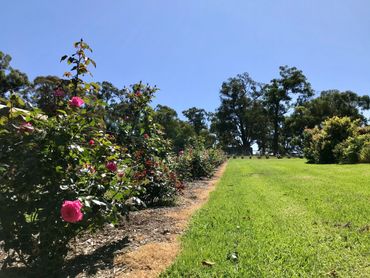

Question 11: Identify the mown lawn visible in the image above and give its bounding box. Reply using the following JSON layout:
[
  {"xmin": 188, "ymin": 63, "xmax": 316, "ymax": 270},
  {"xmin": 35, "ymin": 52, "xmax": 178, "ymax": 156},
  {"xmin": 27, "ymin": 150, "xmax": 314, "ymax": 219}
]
[{"xmin": 161, "ymin": 159, "xmax": 370, "ymax": 277}]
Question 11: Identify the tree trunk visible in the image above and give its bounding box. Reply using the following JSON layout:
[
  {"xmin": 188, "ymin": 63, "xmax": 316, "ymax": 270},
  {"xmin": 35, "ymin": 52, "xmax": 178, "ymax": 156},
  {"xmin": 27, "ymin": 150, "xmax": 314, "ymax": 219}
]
[{"xmin": 272, "ymin": 103, "xmax": 279, "ymax": 155}]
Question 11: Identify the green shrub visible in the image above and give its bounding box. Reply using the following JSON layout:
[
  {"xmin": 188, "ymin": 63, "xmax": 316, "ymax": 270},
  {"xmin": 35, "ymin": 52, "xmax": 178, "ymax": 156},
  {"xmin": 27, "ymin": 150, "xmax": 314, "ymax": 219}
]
[
  {"xmin": 303, "ymin": 116, "xmax": 359, "ymax": 164},
  {"xmin": 334, "ymin": 136, "xmax": 362, "ymax": 164},
  {"xmin": 174, "ymin": 139, "xmax": 225, "ymax": 181},
  {"xmin": 360, "ymin": 141, "xmax": 370, "ymax": 163}
]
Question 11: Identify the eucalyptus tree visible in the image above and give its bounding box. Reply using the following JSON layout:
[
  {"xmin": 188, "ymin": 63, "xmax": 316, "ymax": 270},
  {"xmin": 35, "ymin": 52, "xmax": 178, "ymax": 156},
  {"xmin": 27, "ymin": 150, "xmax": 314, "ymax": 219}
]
[
  {"xmin": 212, "ymin": 73, "xmax": 262, "ymax": 154},
  {"xmin": 182, "ymin": 107, "xmax": 209, "ymax": 135},
  {"xmin": 0, "ymin": 51, "xmax": 29, "ymax": 98},
  {"xmin": 262, "ymin": 66, "xmax": 313, "ymax": 154}
]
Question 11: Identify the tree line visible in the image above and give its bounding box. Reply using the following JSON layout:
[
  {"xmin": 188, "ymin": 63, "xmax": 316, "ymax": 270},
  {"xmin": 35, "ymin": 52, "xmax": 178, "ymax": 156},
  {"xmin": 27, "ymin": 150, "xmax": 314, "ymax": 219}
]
[
  {"xmin": 1, "ymin": 50, "xmax": 369, "ymax": 156},
  {"xmin": 211, "ymin": 67, "xmax": 370, "ymax": 155},
  {"xmin": 0, "ymin": 50, "xmax": 216, "ymax": 152}
]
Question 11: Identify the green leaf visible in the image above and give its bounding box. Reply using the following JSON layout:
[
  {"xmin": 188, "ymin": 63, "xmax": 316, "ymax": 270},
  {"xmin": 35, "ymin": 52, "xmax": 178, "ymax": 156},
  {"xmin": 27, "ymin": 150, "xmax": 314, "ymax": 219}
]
[
  {"xmin": 16, "ymin": 96, "xmax": 25, "ymax": 107},
  {"xmin": 55, "ymin": 166, "xmax": 63, "ymax": 173},
  {"xmin": 92, "ymin": 199, "xmax": 106, "ymax": 206},
  {"xmin": 57, "ymin": 109, "xmax": 67, "ymax": 115},
  {"xmin": 90, "ymin": 59, "xmax": 96, "ymax": 68},
  {"xmin": 91, "ymin": 82, "xmax": 100, "ymax": 90}
]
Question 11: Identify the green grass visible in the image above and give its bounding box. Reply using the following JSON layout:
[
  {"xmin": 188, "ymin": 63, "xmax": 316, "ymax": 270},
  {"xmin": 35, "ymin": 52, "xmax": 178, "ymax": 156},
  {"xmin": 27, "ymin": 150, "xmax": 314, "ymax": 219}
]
[{"xmin": 162, "ymin": 159, "xmax": 370, "ymax": 277}]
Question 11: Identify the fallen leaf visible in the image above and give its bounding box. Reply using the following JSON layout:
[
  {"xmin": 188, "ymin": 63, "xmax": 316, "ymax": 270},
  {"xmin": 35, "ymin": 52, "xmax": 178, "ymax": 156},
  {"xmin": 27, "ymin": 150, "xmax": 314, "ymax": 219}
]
[{"xmin": 202, "ymin": 260, "xmax": 215, "ymax": 267}]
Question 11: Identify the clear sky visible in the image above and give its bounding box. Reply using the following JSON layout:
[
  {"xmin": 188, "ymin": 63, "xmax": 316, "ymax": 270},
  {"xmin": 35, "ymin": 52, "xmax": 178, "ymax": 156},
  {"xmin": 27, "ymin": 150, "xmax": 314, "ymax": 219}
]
[{"xmin": 2, "ymin": 0, "xmax": 370, "ymax": 117}]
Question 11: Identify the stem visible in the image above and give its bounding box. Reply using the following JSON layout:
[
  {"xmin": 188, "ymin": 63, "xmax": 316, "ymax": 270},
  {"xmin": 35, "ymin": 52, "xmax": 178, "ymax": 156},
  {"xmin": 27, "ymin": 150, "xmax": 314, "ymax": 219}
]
[
  {"xmin": 73, "ymin": 44, "xmax": 83, "ymax": 97},
  {"xmin": 74, "ymin": 236, "xmax": 77, "ymax": 256},
  {"xmin": 14, "ymin": 249, "xmax": 30, "ymax": 268}
]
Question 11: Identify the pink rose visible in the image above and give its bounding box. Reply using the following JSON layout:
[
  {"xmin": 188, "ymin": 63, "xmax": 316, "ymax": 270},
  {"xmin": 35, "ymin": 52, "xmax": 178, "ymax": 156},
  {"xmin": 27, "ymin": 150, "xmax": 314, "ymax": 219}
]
[
  {"xmin": 69, "ymin": 96, "xmax": 84, "ymax": 107},
  {"xmin": 179, "ymin": 150, "xmax": 184, "ymax": 156},
  {"xmin": 61, "ymin": 200, "xmax": 83, "ymax": 223},
  {"xmin": 143, "ymin": 133, "xmax": 149, "ymax": 139},
  {"xmin": 106, "ymin": 161, "xmax": 117, "ymax": 172},
  {"xmin": 20, "ymin": 122, "xmax": 34, "ymax": 133},
  {"xmin": 88, "ymin": 139, "xmax": 95, "ymax": 146}
]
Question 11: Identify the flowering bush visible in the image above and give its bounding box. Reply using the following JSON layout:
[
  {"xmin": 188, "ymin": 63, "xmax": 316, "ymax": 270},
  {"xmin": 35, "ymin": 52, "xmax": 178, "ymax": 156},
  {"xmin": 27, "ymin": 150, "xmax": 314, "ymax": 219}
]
[
  {"xmin": 0, "ymin": 40, "xmax": 136, "ymax": 274},
  {"xmin": 303, "ymin": 116, "xmax": 370, "ymax": 164},
  {"xmin": 106, "ymin": 82, "xmax": 182, "ymax": 205},
  {"xmin": 174, "ymin": 138, "xmax": 225, "ymax": 181},
  {"xmin": 0, "ymin": 39, "xmax": 227, "ymax": 275}
]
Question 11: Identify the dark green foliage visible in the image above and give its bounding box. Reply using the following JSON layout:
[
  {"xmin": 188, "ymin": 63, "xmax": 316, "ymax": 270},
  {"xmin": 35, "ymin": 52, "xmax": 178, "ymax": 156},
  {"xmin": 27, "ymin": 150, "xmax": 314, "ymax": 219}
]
[
  {"xmin": 153, "ymin": 104, "xmax": 196, "ymax": 152},
  {"xmin": 0, "ymin": 51, "xmax": 30, "ymax": 98},
  {"xmin": 262, "ymin": 66, "xmax": 313, "ymax": 155},
  {"xmin": 174, "ymin": 138, "xmax": 225, "ymax": 181},
  {"xmin": 286, "ymin": 90, "xmax": 369, "ymax": 151},
  {"xmin": 182, "ymin": 107, "xmax": 208, "ymax": 135},
  {"xmin": 30, "ymin": 75, "xmax": 71, "ymax": 116},
  {"xmin": 211, "ymin": 73, "xmax": 261, "ymax": 154}
]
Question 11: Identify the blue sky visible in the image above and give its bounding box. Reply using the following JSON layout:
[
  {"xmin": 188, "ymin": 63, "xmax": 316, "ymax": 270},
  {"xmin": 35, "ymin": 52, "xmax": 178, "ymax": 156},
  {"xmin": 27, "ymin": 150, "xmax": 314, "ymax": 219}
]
[{"xmin": 2, "ymin": 0, "xmax": 370, "ymax": 118}]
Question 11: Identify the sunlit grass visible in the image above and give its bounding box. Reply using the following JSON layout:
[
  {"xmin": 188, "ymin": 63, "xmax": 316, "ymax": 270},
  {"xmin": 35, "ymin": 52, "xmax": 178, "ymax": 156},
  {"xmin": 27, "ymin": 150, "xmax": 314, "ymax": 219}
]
[{"xmin": 162, "ymin": 159, "xmax": 370, "ymax": 277}]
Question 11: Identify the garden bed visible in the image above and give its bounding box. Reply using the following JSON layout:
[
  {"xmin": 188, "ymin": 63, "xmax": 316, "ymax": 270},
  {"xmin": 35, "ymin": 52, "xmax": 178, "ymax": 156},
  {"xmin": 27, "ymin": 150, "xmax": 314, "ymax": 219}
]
[{"xmin": 0, "ymin": 162, "xmax": 227, "ymax": 278}]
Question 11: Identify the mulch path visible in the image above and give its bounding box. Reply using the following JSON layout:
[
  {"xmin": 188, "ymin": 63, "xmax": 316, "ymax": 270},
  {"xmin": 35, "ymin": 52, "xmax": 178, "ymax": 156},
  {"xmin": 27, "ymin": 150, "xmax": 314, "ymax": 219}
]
[{"xmin": 0, "ymin": 163, "xmax": 227, "ymax": 278}]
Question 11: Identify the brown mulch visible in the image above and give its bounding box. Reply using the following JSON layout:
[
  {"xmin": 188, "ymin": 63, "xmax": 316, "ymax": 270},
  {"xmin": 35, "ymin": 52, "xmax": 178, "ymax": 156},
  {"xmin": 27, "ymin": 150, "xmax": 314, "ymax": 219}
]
[{"xmin": 0, "ymin": 162, "xmax": 227, "ymax": 278}]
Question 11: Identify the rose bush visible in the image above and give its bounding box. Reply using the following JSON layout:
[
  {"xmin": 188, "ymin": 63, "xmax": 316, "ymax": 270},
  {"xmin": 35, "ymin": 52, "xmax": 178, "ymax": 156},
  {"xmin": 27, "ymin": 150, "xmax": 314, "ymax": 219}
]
[
  {"xmin": 106, "ymin": 82, "xmax": 182, "ymax": 205},
  {"xmin": 174, "ymin": 137, "xmax": 225, "ymax": 181},
  {"xmin": 0, "ymin": 40, "xmax": 137, "ymax": 275},
  {"xmin": 0, "ymin": 39, "xmax": 226, "ymax": 276}
]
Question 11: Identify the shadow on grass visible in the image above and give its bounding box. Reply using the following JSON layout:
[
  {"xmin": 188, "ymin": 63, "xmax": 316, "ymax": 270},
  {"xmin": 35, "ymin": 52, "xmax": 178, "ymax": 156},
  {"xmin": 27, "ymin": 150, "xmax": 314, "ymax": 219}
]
[{"xmin": 0, "ymin": 236, "xmax": 129, "ymax": 278}]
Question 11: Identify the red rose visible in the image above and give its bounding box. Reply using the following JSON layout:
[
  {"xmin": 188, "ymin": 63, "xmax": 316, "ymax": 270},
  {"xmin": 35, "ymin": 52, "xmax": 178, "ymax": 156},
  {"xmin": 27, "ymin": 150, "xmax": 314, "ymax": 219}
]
[{"xmin": 106, "ymin": 161, "xmax": 117, "ymax": 172}]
